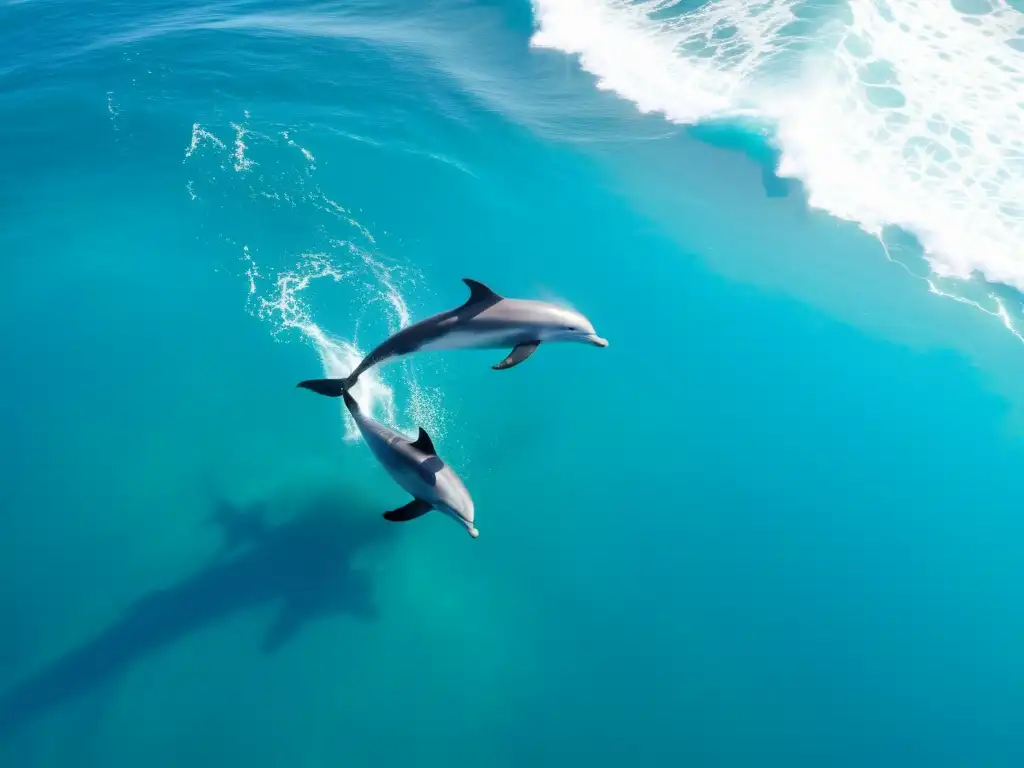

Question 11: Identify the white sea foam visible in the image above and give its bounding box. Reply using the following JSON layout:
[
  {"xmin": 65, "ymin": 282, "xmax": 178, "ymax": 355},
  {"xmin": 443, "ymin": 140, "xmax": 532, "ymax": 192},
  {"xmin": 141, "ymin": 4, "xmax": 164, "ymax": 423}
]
[
  {"xmin": 531, "ymin": 0, "xmax": 1024, "ymax": 304},
  {"xmin": 184, "ymin": 122, "xmax": 226, "ymax": 160},
  {"xmin": 243, "ymin": 247, "xmax": 397, "ymax": 442},
  {"xmin": 281, "ymin": 131, "xmax": 317, "ymax": 168},
  {"xmin": 181, "ymin": 113, "xmax": 446, "ymax": 442},
  {"xmin": 184, "ymin": 115, "xmax": 275, "ymax": 177},
  {"xmin": 106, "ymin": 91, "xmax": 119, "ymax": 130},
  {"xmin": 230, "ymin": 120, "xmax": 256, "ymax": 172},
  {"xmin": 320, "ymin": 197, "xmax": 377, "ymax": 245},
  {"xmin": 229, "ymin": 188, "xmax": 444, "ymax": 445},
  {"xmin": 250, "ymin": 247, "xmax": 445, "ymax": 444}
]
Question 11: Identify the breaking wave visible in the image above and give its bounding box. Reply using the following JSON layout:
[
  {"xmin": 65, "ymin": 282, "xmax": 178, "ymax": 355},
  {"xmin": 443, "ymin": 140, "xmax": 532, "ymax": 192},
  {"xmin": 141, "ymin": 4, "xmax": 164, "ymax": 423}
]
[{"xmin": 531, "ymin": 0, "xmax": 1024, "ymax": 323}]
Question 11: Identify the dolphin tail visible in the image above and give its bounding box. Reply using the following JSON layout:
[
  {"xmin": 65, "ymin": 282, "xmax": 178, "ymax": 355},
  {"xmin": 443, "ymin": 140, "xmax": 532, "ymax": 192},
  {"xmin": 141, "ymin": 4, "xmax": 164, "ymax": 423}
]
[{"xmin": 296, "ymin": 376, "xmax": 354, "ymax": 397}]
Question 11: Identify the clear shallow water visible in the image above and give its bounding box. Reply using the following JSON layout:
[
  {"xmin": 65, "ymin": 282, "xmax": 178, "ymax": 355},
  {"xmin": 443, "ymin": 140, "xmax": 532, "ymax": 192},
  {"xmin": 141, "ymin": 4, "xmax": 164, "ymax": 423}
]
[{"xmin": 2, "ymin": 0, "xmax": 1024, "ymax": 765}]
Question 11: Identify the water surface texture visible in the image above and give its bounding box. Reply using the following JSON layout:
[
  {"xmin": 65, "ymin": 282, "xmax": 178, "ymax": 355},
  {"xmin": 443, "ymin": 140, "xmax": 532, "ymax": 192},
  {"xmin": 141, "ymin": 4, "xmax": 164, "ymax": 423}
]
[{"xmin": 3, "ymin": 1, "xmax": 1024, "ymax": 766}]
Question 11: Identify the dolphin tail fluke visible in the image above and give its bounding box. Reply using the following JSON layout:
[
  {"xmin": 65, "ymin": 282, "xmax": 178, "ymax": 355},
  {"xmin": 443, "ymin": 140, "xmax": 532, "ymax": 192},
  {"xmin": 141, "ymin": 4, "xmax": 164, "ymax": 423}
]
[{"xmin": 296, "ymin": 377, "xmax": 352, "ymax": 397}]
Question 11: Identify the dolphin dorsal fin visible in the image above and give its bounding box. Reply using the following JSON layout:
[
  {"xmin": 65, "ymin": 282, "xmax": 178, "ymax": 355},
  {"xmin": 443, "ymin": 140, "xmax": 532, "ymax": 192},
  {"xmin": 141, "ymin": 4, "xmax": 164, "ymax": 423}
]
[
  {"xmin": 410, "ymin": 427, "xmax": 437, "ymax": 455},
  {"xmin": 462, "ymin": 278, "xmax": 502, "ymax": 306}
]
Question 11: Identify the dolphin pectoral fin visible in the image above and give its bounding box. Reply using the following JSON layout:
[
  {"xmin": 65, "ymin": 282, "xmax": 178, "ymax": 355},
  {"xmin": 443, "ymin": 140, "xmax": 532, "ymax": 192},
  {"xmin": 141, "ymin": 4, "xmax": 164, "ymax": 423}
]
[
  {"xmin": 383, "ymin": 499, "xmax": 432, "ymax": 523},
  {"xmin": 493, "ymin": 341, "xmax": 540, "ymax": 370},
  {"xmin": 421, "ymin": 456, "xmax": 444, "ymax": 474},
  {"xmin": 462, "ymin": 278, "xmax": 503, "ymax": 305},
  {"xmin": 296, "ymin": 378, "xmax": 350, "ymax": 397}
]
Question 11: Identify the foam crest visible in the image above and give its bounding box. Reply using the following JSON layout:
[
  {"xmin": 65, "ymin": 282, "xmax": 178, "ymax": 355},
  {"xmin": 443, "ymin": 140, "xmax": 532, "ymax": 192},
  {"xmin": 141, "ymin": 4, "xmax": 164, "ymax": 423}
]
[
  {"xmin": 774, "ymin": 1, "xmax": 1024, "ymax": 286},
  {"xmin": 531, "ymin": 0, "xmax": 1024, "ymax": 317}
]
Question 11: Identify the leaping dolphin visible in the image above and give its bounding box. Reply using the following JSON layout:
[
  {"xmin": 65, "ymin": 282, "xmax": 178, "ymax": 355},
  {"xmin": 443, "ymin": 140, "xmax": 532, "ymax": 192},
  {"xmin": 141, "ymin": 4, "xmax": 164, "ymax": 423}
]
[
  {"xmin": 324, "ymin": 388, "xmax": 478, "ymax": 538},
  {"xmin": 296, "ymin": 278, "xmax": 608, "ymax": 397}
]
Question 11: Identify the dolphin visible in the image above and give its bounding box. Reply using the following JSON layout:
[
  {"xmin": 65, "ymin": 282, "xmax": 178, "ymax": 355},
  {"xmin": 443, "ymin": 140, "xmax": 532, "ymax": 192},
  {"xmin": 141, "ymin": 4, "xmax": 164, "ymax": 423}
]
[
  {"xmin": 326, "ymin": 388, "xmax": 478, "ymax": 538},
  {"xmin": 296, "ymin": 278, "xmax": 608, "ymax": 397}
]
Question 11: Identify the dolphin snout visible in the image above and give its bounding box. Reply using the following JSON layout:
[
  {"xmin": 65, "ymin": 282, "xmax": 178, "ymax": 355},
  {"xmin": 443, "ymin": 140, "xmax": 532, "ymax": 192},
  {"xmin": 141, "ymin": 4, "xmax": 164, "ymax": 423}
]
[{"xmin": 587, "ymin": 334, "xmax": 609, "ymax": 348}]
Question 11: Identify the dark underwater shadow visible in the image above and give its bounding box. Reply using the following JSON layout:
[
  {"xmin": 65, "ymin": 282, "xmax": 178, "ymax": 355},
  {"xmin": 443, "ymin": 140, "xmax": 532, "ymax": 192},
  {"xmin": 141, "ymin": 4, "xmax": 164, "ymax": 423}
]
[{"xmin": 0, "ymin": 485, "xmax": 394, "ymax": 738}]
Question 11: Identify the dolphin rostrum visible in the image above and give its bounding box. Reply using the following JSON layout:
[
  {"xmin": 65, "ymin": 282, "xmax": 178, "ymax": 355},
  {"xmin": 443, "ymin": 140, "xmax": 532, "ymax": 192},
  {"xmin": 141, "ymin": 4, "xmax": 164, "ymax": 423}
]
[
  {"xmin": 325, "ymin": 388, "xmax": 478, "ymax": 538},
  {"xmin": 297, "ymin": 278, "xmax": 608, "ymax": 397}
]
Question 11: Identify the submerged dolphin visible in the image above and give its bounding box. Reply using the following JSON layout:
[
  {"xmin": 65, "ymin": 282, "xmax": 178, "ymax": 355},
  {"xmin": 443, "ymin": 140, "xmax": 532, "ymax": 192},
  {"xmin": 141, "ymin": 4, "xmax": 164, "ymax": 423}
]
[
  {"xmin": 297, "ymin": 278, "xmax": 608, "ymax": 397},
  {"xmin": 326, "ymin": 388, "xmax": 478, "ymax": 538}
]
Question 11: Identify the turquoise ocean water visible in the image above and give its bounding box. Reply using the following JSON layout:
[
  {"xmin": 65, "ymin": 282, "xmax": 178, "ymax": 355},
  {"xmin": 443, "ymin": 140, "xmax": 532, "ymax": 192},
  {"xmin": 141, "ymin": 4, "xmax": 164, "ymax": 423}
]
[{"xmin": 3, "ymin": 0, "xmax": 1024, "ymax": 765}]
